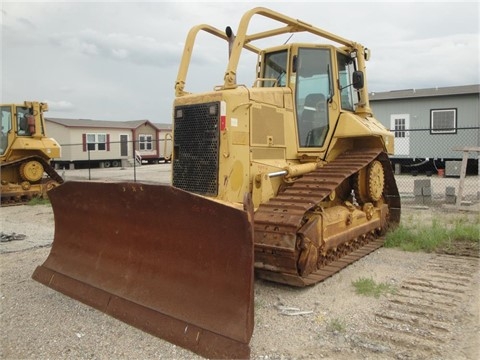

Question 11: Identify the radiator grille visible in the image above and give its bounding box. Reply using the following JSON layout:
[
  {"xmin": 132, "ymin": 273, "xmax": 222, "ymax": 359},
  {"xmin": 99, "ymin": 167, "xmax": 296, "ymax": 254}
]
[{"xmin": 172, "ymin": 102, "xmax": 219, "ymax": 196}]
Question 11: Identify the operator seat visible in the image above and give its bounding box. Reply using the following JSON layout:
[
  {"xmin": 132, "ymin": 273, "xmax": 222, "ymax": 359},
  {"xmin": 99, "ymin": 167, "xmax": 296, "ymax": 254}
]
[
  {"xmin": 300, "ymin": 93, "xmax": 325, "ymax": 146},
  {"xmin": 18, "ymin": 116, "xmax": 28, "ymax": 135}
]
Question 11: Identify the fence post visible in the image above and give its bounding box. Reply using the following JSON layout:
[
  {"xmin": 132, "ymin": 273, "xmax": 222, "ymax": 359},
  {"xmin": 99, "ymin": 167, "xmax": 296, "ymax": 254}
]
[
  {"xmin": 88, "ymin": 147, "xmax": 91, "ymax": 180},
  {"xmin": 133, "ymin": 141, "xmax": 137, "ymax": 182},
  {"xmin": 454, "ymin": 147, "xmax": 480, "ymax": 208}
]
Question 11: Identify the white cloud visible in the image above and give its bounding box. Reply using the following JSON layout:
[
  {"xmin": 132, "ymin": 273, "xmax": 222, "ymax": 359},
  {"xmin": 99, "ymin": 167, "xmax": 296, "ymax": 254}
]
[
  {"xmin": 369, "ymin": 33, "xmax": 479, "ymax": 91},
  {"xmin": 45, "ymin": 100, "xmax": 75, "ymax": 112},
  {"xmin": 49, "ymin": 28, "xmax": 190, "ymax": 68},
  {"xmin": 2, "ymin": 1, "xmax": 479, "ymax": 121}
]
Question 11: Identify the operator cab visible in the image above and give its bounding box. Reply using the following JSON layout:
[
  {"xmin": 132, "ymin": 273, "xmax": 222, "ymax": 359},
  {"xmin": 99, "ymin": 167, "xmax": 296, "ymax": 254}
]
[{"xmin": 260, "ymin": 45, "xmax": 361, "ymax": 149}]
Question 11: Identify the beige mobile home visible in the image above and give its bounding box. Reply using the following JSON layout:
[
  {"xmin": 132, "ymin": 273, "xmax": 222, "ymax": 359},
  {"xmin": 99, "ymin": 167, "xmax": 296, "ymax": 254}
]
[{"xmin": 46, "ymin": 118, "xmax": 171, "ymax": 169}]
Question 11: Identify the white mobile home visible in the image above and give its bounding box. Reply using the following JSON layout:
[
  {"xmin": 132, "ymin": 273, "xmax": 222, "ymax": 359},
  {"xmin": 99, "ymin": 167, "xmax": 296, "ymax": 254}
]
[{"xmin": 46, "ymin": 118, "xmax": 172, "ymax": 169}]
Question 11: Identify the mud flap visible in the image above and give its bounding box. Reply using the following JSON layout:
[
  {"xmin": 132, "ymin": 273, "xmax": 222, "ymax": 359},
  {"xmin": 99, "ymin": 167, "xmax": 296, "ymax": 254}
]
[{"xmin": 32, "ymin": 181, "xmax": 254, "ymax": 359}]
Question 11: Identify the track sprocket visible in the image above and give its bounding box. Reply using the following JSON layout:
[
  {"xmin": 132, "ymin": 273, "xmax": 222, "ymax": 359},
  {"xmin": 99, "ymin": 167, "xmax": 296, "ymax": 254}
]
[{"xmin": 354, "ymin": 160, "xmax": 385, "ymax": 203}]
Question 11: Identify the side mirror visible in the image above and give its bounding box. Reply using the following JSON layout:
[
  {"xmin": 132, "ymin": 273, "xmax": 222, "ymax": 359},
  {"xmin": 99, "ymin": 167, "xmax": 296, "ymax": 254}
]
[
  {"xmin": 352, "ymin": 71, "xmax": 364, "ymax": 89},
  {"xmin": 364, "ymin": 48, "xmax": 371, "ymax": 61},
  {"xmin": 292, "ymin": 55, "xmax": 297, "ymax": 73}
]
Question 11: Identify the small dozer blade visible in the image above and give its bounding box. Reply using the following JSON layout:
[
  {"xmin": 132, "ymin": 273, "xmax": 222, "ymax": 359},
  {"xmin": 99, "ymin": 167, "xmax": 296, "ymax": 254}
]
[{"xmin": 32, "ymin": 181, "xmax": 254, "ymax": 359}]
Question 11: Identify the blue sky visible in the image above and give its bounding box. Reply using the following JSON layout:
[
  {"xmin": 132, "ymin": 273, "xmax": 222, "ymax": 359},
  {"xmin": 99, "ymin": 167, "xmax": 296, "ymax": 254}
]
[{"xmin": 2, "ymin": 1, "xmax": 479, "ymax": 123}]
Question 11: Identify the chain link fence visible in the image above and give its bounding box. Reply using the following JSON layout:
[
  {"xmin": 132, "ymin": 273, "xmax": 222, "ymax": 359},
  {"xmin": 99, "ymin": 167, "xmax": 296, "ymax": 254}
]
[
  {"xmin": 54, "ymin": 138, "xmax": 172, "ymax": 167},
  {"xmin": 51, "ymin": 129, "xmax": 479, "ymax": 208},
  {"xmin": 389, "ymin": 127, "xmax": 479, "ymax": 208},
  {"xmin": 51, "ymin": 139, "xmax": 172, "ymax": 184}
]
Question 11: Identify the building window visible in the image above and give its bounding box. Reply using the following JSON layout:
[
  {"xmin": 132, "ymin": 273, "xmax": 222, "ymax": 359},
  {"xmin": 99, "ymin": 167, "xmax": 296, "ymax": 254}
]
[
  {"xmin": 139, "ymin": 134, "xmax": 153, "ymax": 150},
  {"xmin": 86, "ymin": 134, "xmax": 96, "ymax": 151},
  {"xmin": 85, "ymin": 133, "xmax": 107, "ymax": 151},
  {"xmin": 97, "ymin": 134, "xmax": 106, "ymax": 150},
  {"xmin": 430, "ymin": 108, "xmax": 457, "ymax": 134},
  {"xmin": 394, "ymin": 117, "xmax": 406, "ymax": 138}
]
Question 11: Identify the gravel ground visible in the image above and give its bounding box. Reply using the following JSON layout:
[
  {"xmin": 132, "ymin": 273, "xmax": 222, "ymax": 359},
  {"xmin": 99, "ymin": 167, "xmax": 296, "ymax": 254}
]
[{"xmin": 1, "ymin": 172, "xmax": 479, "ymax": 359}]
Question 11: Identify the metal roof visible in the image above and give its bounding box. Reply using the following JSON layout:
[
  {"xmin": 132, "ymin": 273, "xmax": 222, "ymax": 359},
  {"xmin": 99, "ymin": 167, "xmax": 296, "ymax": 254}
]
[
  {"xmin": 369, "ymin": 84, "xmax": 480, "ymax": 101},
  {"xmin": 46, "ymin": 117, "xmax": 171, "ymax": 130}
]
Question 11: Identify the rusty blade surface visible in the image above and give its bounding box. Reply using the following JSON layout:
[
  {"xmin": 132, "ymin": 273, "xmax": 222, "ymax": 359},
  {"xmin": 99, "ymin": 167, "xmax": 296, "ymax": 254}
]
[{"xmin": 32, "ymin": 181, "xmax": 254, "ymax": 359}]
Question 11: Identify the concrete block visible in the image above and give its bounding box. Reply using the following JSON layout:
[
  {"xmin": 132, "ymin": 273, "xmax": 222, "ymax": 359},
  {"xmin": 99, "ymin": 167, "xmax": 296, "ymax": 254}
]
[
  {"xmin": 414, "ymin": 179, "xmax": 431, "ymax": 189},
  {"xmin": 414, "ymin": 187, "xmax": 423, "ymax": 196},
  {"xmin": 446, "ymin": 186, "xmax": 456, "ymax": 196},
  {"xmin": 445, "ymin": 195, "xmax": 456, "ymax": 204}
]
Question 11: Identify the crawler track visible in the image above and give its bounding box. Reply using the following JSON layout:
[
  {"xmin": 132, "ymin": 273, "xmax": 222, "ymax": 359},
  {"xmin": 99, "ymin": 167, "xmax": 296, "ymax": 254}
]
[
  {"xmin": 1, "ymin": 156, "xmax": 64, "ymax": 206},
  {"xmin": 254, "ymin": 148, "xmax": 401, "ymax": 286}
]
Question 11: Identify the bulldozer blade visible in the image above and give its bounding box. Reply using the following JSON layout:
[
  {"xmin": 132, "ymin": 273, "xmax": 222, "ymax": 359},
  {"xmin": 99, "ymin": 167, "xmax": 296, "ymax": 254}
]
[{"xmin": 32, "ymin": 181, "xmax": 254, "ymax": 359}]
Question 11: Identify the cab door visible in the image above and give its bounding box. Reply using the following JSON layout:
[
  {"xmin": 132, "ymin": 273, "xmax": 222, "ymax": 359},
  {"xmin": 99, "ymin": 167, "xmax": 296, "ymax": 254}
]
[{"xmin": 294, "ymin": 47, "xmax": 332, "ymax": 148}]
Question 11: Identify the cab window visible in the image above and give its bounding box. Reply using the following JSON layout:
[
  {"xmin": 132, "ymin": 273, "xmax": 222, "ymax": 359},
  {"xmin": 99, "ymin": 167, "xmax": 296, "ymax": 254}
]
[
  {"xmin": 337, "ymin": 52, "xmax": 356, "ymax": 111},
  {"xmin": 17, "ymin": 107, "xmax": 32, "ymax": 136},
  {"xmin": 262, "ymin": 50, "xmax": 288, "ymax": 87},
  {"xmin": 1, "ymin": 106, "xmax": 12, "ymax": 155},
  {"xmin": 295, "ymin": 48, "xmax": 331, "ymax": 147}
]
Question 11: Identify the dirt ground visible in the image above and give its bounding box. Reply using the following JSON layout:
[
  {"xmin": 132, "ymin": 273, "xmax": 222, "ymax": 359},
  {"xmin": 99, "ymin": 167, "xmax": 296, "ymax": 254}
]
[{"xmin": 0, "ymin": 194, "xmax": 479, "ymax": 359}]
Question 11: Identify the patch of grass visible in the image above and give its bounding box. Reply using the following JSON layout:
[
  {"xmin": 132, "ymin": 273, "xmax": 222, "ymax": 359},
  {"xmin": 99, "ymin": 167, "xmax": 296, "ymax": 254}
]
[
  {"xmin": 449, "ymin": 220, "xmax": 480, "ymax": 242},
  {"xmin": 327, "ymin": 318, "xmax": 346, "ymax": 333},
  {"xmin": 27, "ymin": 197, "xmax": 51, "ymax": 206},
  {"xmin": 352, "ymin": 277, "xmax": 396, "ymax": 298},
  {"xmin": 385, "ymin": 218, "xmax": 480, "ymax": 252}
]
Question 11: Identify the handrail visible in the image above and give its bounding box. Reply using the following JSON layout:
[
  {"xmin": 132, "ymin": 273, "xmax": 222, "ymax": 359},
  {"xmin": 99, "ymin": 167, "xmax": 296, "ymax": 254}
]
[
  {"xmin": 174, "ymin": 7, "xmax": 368, "ymax": 98},
  {"xmin": 134, "ymin": 150, "xmax": 142, "ymax": 165},
  {"xmin": 225, "ymin": 7, "xmax": 358, "ymax": 92}
]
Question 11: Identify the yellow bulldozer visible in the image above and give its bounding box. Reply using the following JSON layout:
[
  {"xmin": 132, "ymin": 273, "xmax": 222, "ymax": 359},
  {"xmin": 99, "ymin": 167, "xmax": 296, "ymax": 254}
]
[
  {"xmin": 33, "ymin": 8, "xmax": 400, "ymax": 359},
  {"xmin": 1, "ymin": 101, "xmax": 63, "ymax": 205}
]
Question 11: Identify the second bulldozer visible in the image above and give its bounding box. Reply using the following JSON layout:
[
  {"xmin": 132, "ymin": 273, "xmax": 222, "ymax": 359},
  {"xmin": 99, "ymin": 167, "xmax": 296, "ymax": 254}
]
[
  {"xmin": 1, "ymin": 101, "xmax": 63, "ymax": 205},
  {"xmin": 33, "ymin": 7, "xmax": 400, "ymax": 359}
]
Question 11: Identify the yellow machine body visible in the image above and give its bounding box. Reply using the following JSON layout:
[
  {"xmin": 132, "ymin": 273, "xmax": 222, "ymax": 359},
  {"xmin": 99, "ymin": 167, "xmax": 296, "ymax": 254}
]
[{"xmin": 1, "ymin": 101, "xmax": 63, "ymax": 204}]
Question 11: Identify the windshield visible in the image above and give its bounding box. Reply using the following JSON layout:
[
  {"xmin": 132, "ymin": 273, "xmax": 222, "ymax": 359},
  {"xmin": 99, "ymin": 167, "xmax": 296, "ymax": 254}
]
[
  {"xmin": 1, "ymin": 106, "xmax": 12, "ymax": 155},
  {"xmin": 295, "ymin": 48, "xmax": 331, "ymax": 147}
]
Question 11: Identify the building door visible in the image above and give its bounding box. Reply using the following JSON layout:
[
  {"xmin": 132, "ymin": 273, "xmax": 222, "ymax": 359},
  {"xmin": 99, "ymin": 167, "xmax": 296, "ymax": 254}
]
[
  {"xmin": 390, "ymin": 114, "xmax": 410, "ymax": 156},
  {"xmin": 120, "ymin": 134, "xmax": 128, "ymax": 156}
]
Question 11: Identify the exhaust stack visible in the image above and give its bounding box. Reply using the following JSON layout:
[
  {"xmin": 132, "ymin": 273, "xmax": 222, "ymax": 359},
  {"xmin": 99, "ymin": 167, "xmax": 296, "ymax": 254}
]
[{"xmin": 226, "ymin": 26, "xmax": 235, "ymax": 59}]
